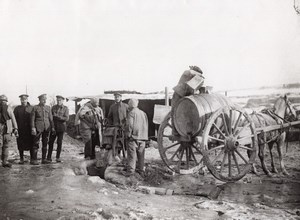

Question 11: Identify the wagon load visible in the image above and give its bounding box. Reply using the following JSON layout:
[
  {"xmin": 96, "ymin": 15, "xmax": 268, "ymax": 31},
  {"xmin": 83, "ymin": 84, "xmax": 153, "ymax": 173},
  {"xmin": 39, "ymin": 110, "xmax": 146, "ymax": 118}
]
[
  {"xmin": 158, "ymin": 92, "xmax": 300, "ymax": 182},
  {"xmin": 158, "ymin": 93, "xmax": 258, "ymax": 182},
  {"xmin": 173, "ymin": 94, "xmax": 233, "ymax": 137}
]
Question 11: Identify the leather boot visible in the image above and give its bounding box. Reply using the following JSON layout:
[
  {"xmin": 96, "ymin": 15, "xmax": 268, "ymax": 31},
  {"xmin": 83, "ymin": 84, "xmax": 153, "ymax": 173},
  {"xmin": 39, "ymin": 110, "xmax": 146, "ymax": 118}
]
[{"xmin": 30, "ymin": 149, "xmax": 39, "ymax": 165}]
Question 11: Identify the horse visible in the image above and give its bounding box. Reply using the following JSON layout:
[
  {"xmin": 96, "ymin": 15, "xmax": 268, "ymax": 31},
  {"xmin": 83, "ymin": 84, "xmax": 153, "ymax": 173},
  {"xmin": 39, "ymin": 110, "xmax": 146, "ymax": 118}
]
[{"xmin": 247, "ymin": 95, "xmax": 297, "ymax": 177}]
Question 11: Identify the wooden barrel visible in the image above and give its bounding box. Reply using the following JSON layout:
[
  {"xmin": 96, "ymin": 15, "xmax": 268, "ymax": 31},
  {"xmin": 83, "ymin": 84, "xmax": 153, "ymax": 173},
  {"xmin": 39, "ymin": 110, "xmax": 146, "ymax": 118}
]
[{"xmin": 173, "ymin": 93, "xmax": 233, "ymax": 137}]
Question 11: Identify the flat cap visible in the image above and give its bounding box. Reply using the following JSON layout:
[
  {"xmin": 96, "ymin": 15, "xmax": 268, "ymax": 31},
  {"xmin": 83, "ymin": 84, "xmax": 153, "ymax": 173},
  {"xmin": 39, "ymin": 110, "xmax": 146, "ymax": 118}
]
[
  {"xmin": 19, "ymin": 94, "xmax": 29, "ymax": 98},
  {"xmin": 38, "ymin": 94, "xmax": 47, "ymax": 99},
  {"xmin": 189, "ymin": 65, "xmax": 203, "ymax": 74},
  {"xmin": 56, "ymin": 95, "xmax": 65, "ymax": 100},
  {"xmin": 114, "ymin": 92, "xmax": 122, "ymax": 97},
  {"xmin": 0, "ymin": 95, "xmax": 8, "ymax": 101}
]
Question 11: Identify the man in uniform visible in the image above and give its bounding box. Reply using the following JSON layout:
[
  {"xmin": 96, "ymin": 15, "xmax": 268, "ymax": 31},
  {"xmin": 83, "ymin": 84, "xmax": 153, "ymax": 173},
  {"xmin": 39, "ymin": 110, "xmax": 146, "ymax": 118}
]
[
  {"xmin": 107, "ymin": 93, "xmax": 129, "ymax": 127},
  {"xmin": 31, "ymin": 94, "xmax": 54, "ymax": 165},
  {"xmin": 123, "ymin": 99, "xmax": 148, "ymax": 177},
  {"xmin": 106, "ymin": 93, "xmax": 129, "ymax": 159},
  {"xmin": 171, "ymin": 65, "xmax": 205, "ymax": 137},
  {"xmin": 76, "ymin": 98, "xmax": 103, "ymax": 159},
  {"xmin": 14, "ymin": 94, "xmax": 34, "ymax": 164},
  {"xmin": 0, "ymin": 95, "xmax": 18, "ymax": 167},
  {"xmin": 47, "ymin": 95, "xmax": 69, "ymax": 163}
]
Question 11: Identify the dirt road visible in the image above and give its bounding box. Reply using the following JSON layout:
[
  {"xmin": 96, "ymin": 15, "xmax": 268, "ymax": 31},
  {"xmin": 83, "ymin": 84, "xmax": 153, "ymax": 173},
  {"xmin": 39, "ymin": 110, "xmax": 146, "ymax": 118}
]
[{"xmin": 0, "ymin": 135, "xmax": 300, "ymax": 220}]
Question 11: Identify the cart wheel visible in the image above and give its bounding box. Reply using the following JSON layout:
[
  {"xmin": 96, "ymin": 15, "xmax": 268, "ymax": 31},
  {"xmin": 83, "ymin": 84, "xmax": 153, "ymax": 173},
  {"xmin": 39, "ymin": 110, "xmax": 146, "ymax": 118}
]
[
  {"xmin": 201, "ymin": 105, "xmax": 257, "ymax": 182},
  {"xmin": 158, "ymin": 112, "xmax": 204, "ymax": 174}
]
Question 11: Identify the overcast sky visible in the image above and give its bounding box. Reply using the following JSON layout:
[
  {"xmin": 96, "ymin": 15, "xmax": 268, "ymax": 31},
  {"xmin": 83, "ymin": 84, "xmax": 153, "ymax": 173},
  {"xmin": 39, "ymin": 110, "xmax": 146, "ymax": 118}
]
[{"xmin": 1, "ymin": 0, "xmax": 300, "ymax": 104}]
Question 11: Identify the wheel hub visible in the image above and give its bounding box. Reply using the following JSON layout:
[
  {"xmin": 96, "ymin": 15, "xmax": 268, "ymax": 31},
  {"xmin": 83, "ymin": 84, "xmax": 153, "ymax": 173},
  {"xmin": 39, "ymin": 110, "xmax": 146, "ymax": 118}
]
[{"xmin": 225, "ymin": 135, "xmax": 239, "ymax": 151}]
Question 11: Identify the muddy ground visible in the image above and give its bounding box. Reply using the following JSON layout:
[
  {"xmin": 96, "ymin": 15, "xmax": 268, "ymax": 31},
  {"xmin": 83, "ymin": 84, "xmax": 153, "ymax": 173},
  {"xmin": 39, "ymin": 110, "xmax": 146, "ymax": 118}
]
[{"xmin": 1, "ymin": 134, "xmax": 300, "ymax": 220}]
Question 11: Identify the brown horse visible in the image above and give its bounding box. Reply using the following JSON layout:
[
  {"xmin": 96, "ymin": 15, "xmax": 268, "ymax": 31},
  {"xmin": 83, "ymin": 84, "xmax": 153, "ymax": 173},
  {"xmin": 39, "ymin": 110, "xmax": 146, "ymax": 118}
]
[{"xmin": 247, "ymin": 95, "xmax": 297, "ymax": 177}]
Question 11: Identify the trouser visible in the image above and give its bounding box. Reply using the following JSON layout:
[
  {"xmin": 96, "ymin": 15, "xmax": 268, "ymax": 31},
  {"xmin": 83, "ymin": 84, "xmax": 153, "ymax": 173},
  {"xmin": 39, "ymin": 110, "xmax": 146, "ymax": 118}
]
[
  {"xmin": 47, "ymin": 131, "xmax": 64, "ymax": 159},
  {"xmin": 84, "ymin": 130, "xmax": 99, "ymax": 159},
  {"xmin": 19, "ymin": 150, "xmax": 33, "ymax": 160},
  {"xmin": 33, "ymin": 130, "xmax": 50, "ymax": 160},
  {"xmin": 127, "ymin": 139, "xmax": 145, "ymax": 173},
  {"xmin": 0, "ymin": 124, "xmax": 12, "ymax": 164},
  {"xmin": 171, "ymin": 92, "xmax": 182, "ymax": 136}
]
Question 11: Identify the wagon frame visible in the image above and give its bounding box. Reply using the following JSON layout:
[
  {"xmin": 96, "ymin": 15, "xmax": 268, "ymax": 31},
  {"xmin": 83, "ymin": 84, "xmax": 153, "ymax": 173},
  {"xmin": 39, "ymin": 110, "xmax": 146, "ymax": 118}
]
[{"xmin": 157, "ymin": 97, "xmax": 300, "ymax": 183}]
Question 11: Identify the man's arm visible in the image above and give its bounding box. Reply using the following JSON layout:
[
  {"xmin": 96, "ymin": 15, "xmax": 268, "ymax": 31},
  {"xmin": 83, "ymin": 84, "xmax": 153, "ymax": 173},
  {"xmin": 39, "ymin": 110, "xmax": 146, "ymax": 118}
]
[
  {"xmin": 7, "ymin": 107, "xmax": 18, "ymax": 130},
  {"xmin": 125, "ymin": 111, "xmax": 134, "ymax": 138},
  {"xmin": 48, "ymin": 106, "xmax": 54, "ymax": 130},
  {"xmin": 107, "ymin": 105, "xmax": 113, "ymax": 124}
]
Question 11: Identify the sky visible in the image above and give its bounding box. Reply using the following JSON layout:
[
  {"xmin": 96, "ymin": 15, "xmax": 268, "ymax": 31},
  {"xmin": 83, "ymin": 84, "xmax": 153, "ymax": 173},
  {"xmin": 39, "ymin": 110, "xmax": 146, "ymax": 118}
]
[{"xmin": 0, "ymin": 0, "xmax": 300, "ymax": 105}]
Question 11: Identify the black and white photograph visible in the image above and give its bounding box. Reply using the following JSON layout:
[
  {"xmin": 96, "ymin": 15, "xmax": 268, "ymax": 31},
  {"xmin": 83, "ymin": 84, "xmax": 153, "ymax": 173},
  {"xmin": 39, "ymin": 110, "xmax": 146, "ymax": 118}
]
[{"xmin": 1, "ymin": 0, "xmax": 300, "ymax": 219}]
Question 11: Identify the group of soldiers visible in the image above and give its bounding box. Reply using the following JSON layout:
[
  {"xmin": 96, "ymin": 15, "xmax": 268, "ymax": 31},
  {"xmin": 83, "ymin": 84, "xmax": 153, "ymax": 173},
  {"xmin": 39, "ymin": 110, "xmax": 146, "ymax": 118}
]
[
  {"xmin": 0, "ymin": 65, "xmax": 204, "ymax": 177},
  {"xmin": 75, "ymin": 93, "xmax": 149, "ymax": 176},
  {"xmin": 0, "ymin": 94, "xmax": 69, "ymax": 167}
]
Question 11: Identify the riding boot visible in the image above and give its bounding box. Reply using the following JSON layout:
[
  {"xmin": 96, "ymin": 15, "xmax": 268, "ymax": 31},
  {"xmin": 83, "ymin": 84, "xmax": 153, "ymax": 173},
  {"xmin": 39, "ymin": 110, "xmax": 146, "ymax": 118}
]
[
  {"xmin": 19, "ymin": 150, "xmax": 24, "ymax": 164},
  {"xmin": 30, "ymin": 149, "xmax": 39, "ymax": 165}
]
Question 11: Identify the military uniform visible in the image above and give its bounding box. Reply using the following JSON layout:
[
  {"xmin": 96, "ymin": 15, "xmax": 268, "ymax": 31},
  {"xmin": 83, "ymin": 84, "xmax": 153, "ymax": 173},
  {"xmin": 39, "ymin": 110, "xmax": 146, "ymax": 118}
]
[
  {"xmin": 0, "ymin": 95, "xmax": 18, "ymax": 167},
  {"xmin": 14, "ymin": 99, "xmax": 34, "ymax": 163},
  {"xmin": 31, "ymin": 94, "xmax": 54, "ymax": 164},
  {"xmin": 107, "ymin": 97, "xmax": 129, "ymax": 127},
  {"xmin": 47, "ymin": 96, "xmax": 69, "ymax": 162}
]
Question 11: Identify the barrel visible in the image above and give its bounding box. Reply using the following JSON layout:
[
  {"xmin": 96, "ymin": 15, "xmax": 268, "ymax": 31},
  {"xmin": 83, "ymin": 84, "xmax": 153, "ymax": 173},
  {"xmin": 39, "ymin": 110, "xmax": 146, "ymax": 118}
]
[{"xmin": 173, "ymin": 93, "xmax": 233, "ymax": 137}]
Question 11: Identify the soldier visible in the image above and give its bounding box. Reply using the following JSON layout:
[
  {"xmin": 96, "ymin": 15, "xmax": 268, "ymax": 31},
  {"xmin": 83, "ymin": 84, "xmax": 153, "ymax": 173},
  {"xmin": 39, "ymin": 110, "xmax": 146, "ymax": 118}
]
[
  {"xmin": 107, "ymin": 93, "xmax": 129, "ymax": 159},
  {"xmin": 123, "ymin": 99, "xmax": 148, "ymax": 177},
  {"xmin": 107, "ymin": 93, "xmax": 129, "ymax": 127},
  {"xmin": 171, "ymin": 65, "xmax": 205, "ymax": 137},
  {"xmin": 31, "ymin": 94, "xmax": 54, "ymax": 165},
  {"xmin": 47, "ymin": 95, "xmax": 69, "ymax": 163},
  {"xmin": 0, "ymin": 95, "xmax": 18, "ymax": 168},
  {"xmin": 14, "ymin": 94, "xmax": 34, "ymax": 164},
  {"xmin": 76, "ymin": 98, "xmax": 103, "ymax": 159}
]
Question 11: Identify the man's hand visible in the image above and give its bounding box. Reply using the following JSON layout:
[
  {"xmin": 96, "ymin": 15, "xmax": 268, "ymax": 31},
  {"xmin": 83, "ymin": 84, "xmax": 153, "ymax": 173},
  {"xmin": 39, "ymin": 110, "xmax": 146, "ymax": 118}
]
[
  {"xmin": 13, "ymin": 129, "xmax": 19, "ymax": 137},
  {"xmin": 31, "ymin": 128, "xmax": 37, "ymax": 136},
  {"xmin": 51, "ymin": 128, "xmax": 56, "ymax": 136}
]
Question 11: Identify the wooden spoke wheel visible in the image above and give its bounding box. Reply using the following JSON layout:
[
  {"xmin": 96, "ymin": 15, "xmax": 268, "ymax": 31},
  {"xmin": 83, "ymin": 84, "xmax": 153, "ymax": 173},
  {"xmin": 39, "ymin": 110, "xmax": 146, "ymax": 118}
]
[
  {"xmin": 201, "ymin": 105, "xmax": 257, "ymax": 182},
  {"xmin": 158, "ymin": 112, "xmax": 204, "ymax": 174}
]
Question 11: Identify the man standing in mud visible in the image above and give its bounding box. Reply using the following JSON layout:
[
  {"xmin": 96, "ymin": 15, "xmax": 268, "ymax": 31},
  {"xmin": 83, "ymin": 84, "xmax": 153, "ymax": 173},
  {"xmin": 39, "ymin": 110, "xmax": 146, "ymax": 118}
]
[
  {"xmin": 0, "ymin": 95, "xmax": 18, "ymax": 168},
  {"xmin": 31, "ymin": 94, "xmax": 55, "ymax": 165},
  {"xmin": 171, "ymin": 65, "xmax": 205, "ymax": 137},
  {"xmin": 123, "ymin": 99, "xmax": 148, "ymax": 177},
  {"xmin": 47, "ymin": 95, "xmax": 69, "ymax": 163},
  {"xmin": 107, "ymin": 93, "xmax": 129, "ymax": 159},
  {"xmin": 14, "ymin": 94, "xmax": 34, "ymax": 164},
  {"xmin": 76, "ymin": 98, "xmax": 103, "ymax": 159}
]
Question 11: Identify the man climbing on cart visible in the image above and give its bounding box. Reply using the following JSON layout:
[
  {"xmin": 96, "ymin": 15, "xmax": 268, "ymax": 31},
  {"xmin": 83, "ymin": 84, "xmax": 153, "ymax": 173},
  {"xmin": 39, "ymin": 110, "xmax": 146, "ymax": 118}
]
[{"xmin": 171, "ymin": 65, "xmax": 206, "ymax": 138}]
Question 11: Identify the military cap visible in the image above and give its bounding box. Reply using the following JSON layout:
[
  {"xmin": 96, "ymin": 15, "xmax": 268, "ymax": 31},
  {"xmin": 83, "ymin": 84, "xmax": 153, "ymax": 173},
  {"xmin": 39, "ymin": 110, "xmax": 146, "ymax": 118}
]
[
  {"xmin": 189, "ymin": 65, "xmax": 203, "ymax": 74},
  {"xmin": 0, "ymin": 95, "xmax": 8, "ymax": 101},
  {"xmin": 19, "ymin": 94, "xmax": 29, "ymax": 99},
  {"xmin": 56, "ymin": 95, "xmax": 65, "ymax": 100},
  {"xmin": 114, "ymin": 92, "xmax": 122, "ymax": 97},
  {"xmin": 38, "ymin": 94, "xmax": 47, "ymax": 99}
]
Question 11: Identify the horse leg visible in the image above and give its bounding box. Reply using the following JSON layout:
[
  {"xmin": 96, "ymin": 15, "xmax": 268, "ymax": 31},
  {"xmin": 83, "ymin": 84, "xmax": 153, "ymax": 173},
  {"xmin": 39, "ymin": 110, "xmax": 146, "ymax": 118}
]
[
  {"xmin": 269, "ymin": 142, "xmax": 278, "ymax": 173},
  {"xmin": 247, "ymin": 148, "xmax": 259, "ymax": 175},
  {"xmin": 259, "ymin": 134, "xmax": 272, "ymax": 177},
  {"xmin": 277, "ymin": 132, "xmax": 289, "ymax": 176}
]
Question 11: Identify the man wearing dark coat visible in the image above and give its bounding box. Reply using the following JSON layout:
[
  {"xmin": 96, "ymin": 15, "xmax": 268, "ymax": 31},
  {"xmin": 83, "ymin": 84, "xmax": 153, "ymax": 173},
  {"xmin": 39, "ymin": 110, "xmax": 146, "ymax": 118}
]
[
  {"xmin": 13, "ymin": 94, "xmax": 34, "ymax": 164},
  {"xmin": 31, "ymin": 94, "xmax": 55, "ymax": 165},
  {"xmin": 47, "ymin": 95, "xmax": 69, "ymax": 163},
  {"xmin": 107, "ymin": 93, "xmax": 129, "ymax": 127}
]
